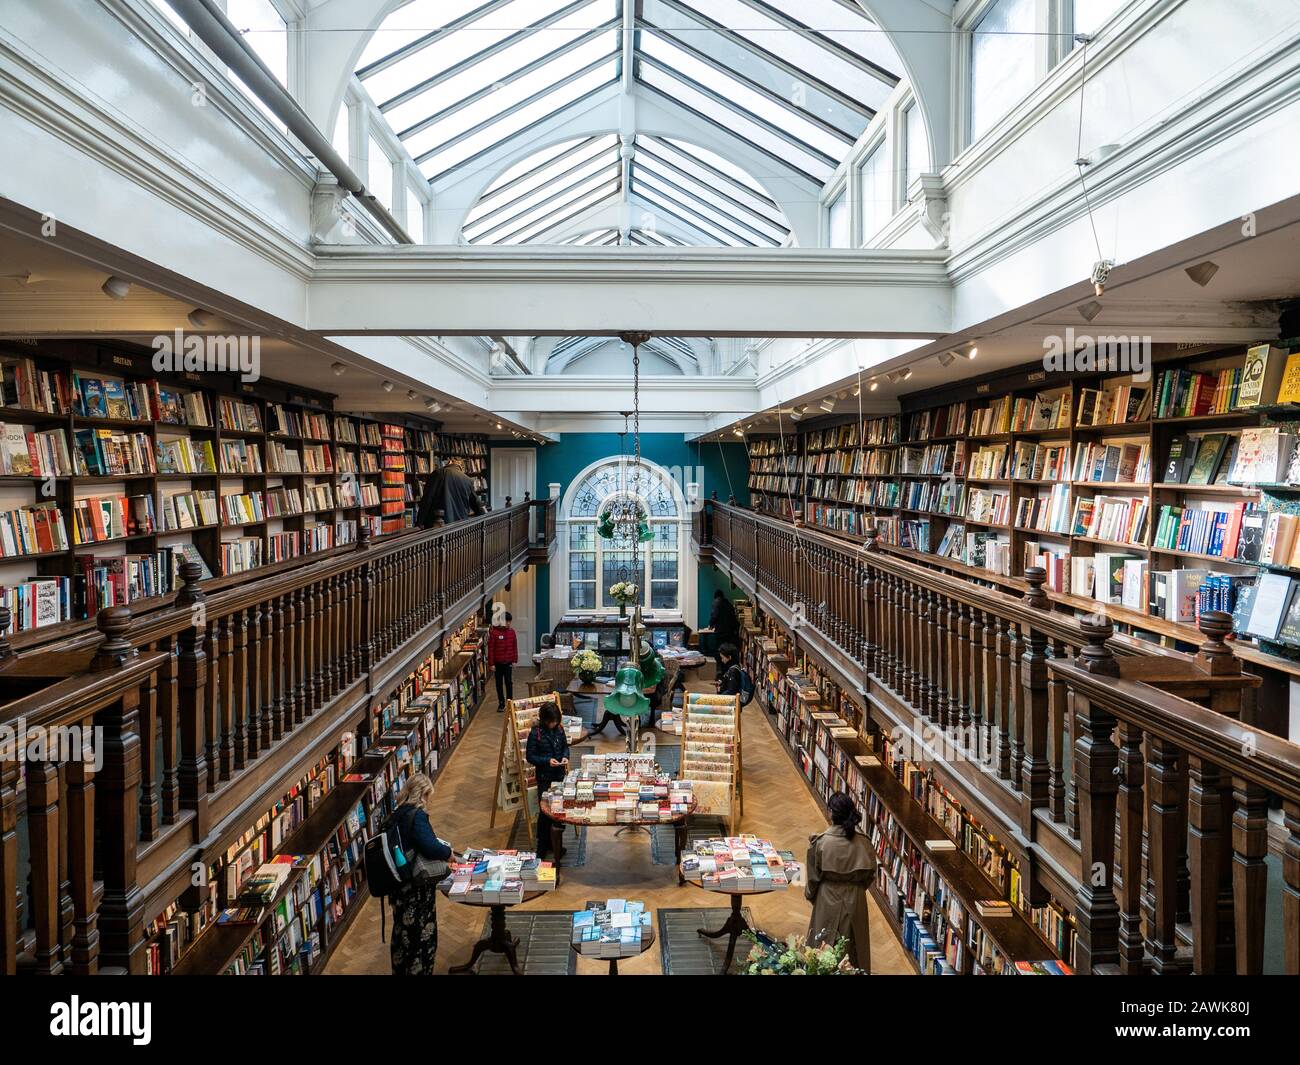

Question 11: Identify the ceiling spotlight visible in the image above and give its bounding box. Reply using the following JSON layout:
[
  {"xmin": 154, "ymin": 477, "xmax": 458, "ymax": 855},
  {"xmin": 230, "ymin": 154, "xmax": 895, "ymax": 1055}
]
[
  {"xmin": 425, "ymin": 399, "xmax": 442, "ymax": 412},
  {"xmin": 819, "ymin": 397, "xmax": 836, "ymax": 413},
  {"xmin": 331, "ymin": 362, "xmax": 346, "ymax": 376},
  {"xmin": 900, "ymin": 367, "xmax": 913, "ymax": 381},
  {"xmin": 187, "ymin": 309, "xmax": 215, "ymax": 329},
  {"xmin": 496, "ymin": 422, "xmax": 503, "ymax": 429},
  {"xmin": 407, "ymin": 390, "xmax": 419, "ymax": 401},
  {"xmin": 102, "ymin": 276, "xmax": 132, "ymax": 300},
  {"xmin": 937, "ymin": 351, "xmax": 957, "ymax": 368},
  {"xmin": 1077, "ymin": 299, "xmax": 1103, "ymax": 322},
  {"xmin": 966, "ymin": 344, "xmax": 979, "ymax": 359},
  {"xmin": 868, "ymin": 377, "xmax": 878, "ymax": 392},
  {"xmin": 789, "ymin": 407, "xmax": 803, "ymax": 422},
  {"xmin": 381, "ymin": 380, "xmax": 394, "ymax": 393},
  {"xmin": 1185, "ymin": 260, "xmax": 1219, "ymax": 287},
  {"xmin": 733, "ymin": 426, "xmax": 744, "ymax": 436}
]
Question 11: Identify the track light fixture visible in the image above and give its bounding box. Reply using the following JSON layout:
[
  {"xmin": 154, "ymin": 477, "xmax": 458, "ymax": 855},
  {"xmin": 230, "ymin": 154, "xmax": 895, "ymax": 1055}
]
[
  {"xmin": 407, "ymin": 389, "xmax": 419, "ymax": 401},
  {"xmin": 868, "ymin": 377, "xmax": 878, "ymax": 391},
  {"xmin": 331, "ymin": 362, "xmax": 346, "ymax": 376},
  {"xmin": 900, "ymin": 367, "xmax": 913, "ymax": 382},
  {"xmin": 381, "ymin": 380, "xmax": 394, "ymax": 393},
  {"xmin": 187, "ymin": 309, "xmax": 214, "ymax": 329},
  {"xmin": 1077, "ymin": 300, "xmax": 1103, "ymax": 322},
  {"xmin": 1185, "ymin": 260, "xmax": 1219, "ymax": 287},
  {"xmin": 789, "ymin": 407, "xmax": 803, "ymax": 422},
  {"xmin": 819, "ymin": 396, "xmax": 836, "ymax": 413},
  {"xmin": 966, "ymin": 344, "xmax": 979, "ymax": 359},
  {"xmin": 937, "ymin": 351, "xmax": 957, "ymax": 368},
  {"xmin": 101, "ymin": 276, "xmax": 131, "ymax": 300}
]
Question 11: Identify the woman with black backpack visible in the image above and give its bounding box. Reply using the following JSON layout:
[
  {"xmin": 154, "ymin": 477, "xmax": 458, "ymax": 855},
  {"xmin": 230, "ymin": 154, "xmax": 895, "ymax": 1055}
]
[{"xmin": 386, "ymin": 773, "xmax": 455, "ymax": 975}]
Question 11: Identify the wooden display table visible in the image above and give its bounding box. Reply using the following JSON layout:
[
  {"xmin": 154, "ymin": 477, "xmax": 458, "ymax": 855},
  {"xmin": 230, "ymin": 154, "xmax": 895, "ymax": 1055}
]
[
  {"xmin": 682, "ymin": 879, "xmax": 780, "ymax": 975},
  {"xmin": 441, "ymin": 886, "xmax": 548, "ymax": 975},
  {"xmin": 541, "ymin": 795, "xmax": 696, "ymax": 880},
  {"xmin": 571, "ymin": 902, "xmax": 657, "ymax": 975}
]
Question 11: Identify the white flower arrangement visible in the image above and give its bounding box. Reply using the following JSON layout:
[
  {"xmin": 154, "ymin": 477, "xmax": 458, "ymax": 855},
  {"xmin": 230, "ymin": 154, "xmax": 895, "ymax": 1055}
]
[
  {"xmin": 608, "ymin": 581, "xmax": 638, "ymax": 604},
  {"xmin": 570, "ymin": 650, "xmax": 604, "ymax": 676}
]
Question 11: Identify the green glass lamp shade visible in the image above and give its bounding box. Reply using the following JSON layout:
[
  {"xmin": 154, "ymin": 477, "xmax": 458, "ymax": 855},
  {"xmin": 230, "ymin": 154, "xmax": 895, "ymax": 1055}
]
[
  {"xmin": 638, "ymin": 645, "xmax": 664, "ymax": 688},
  {"xmin": 636, "ymin": 520, "xmax": 654, "ymax": 543},
  {"xmin": 597, "ymin": 514, "xmax": 616, "ymax": 539},
  {"xmin": 604, "ymin": 665, "xmax": 650, "ymax": 717}
]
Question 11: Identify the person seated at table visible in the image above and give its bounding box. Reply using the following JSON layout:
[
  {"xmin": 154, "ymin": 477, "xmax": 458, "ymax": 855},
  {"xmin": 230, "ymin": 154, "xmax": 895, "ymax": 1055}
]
[
  {"xmin": 715, "ymin": 643, "xmax": 743, "ymax": 697},
  {"xmin": 526, "ymin": 702, "xmax": 570, "ymax": 861},
  {"xmin": 387, "ymin": 773, "xmax": 456, "ymax": 976}
]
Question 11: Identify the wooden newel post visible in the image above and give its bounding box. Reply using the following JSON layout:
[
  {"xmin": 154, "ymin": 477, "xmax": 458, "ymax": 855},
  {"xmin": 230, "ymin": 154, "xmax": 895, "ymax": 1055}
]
[
  {"xmin": 1022, "ymin": 565, "xmax": 1050, "ymax": 611},
  {"xmin": 357, "ymin": 519, "xmax": 371, "ymax": 550},
  {"xmin": 1194, "ymin": 610, "xmax": 1236, "ymax": 676},
  {"xmin": 1072, "ymin": 614, "xmax": 1121, "ymax": 973},
  {"xmin": 433, "ymin": 509, "xmax": 446, "ymax": 528},
  {"xmin": 91, "ymin": 605, "xmax": 135, "ymax": 670}
]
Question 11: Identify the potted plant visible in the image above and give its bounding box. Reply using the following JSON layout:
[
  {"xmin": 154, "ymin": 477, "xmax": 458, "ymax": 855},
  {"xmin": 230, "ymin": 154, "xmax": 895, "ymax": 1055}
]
[
  {"xmin": 570, "ymin": 649, "xmax": 604, "ymax": 686},
  {"xmin": 608, "ymin": 581, "xmax": 638, "ymax": 617},
  {"xmin": 741, "ymin": 932, "xmax": 863, "ymax": 975}
]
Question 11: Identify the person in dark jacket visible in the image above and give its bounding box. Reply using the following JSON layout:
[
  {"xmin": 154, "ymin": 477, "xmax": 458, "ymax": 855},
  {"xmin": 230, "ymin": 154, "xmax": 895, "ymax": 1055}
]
[
  {"xmin": 488, "ymin": 611, "xmax": 519, "ymax": 710},
  {"xmin": 526, "ymin": 703, "xmax": 570, "ymax": 861},
  {"xmin": 416, "ymin": 457, "xmax": 484, "ymax": 527},
  {"xmin": 709, "ymin": 590, "xmax": 739, "ymax": 673},
  {"xmin": 387, "ymin": 773, "xmax": 455, "ymax": 975},
  {"xmin": 716, "ymin": 642, "xmax": 743, "ymax": 697}
]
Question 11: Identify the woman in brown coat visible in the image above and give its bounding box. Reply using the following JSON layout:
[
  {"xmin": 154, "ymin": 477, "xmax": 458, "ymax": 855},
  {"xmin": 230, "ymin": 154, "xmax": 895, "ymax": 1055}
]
[{"xmin": 805, "ymin": 792, "xmax": 878, "ymax": 972}]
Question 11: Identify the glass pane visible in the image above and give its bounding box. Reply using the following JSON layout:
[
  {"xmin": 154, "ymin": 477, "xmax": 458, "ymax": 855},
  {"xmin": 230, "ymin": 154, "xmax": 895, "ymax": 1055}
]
[
  {"xmin": 638, "ymin": 65, "xmax": 833, "ymax": 182},
  {"xmin": 569, "ymin": 554, "xmax": 596, "ymax": 580},
  {"xmin": 384, "ymin": 0, "xmax": 618, "ymax": 133},
  {"xmin": 356, "ymin": 0, "xmax": 488, "ymax": 70},
  {"xmin": 419, "ymin": 62, "xmax": 617, "ymax": 178},
  {"xmin": 476, "ymin": 165, "xmax": 621, "ymax": 244},
  {"xmin": 650, "ymin": 554, "xmax": 677, "ymax": 581},
  {"xmin": 333, "ymin": 103, "xmax": 349, "ymax": 158},
  {"xmin": 632, "ymin": 183, "xmax": 746, "ymax": 247},
  {"xmin": 639, "ymin": 33, "xmax": 850, "ymax": 160},
  {"xmin": 970, "ymin": 0, "xmax": 1037, "ymax": 142},
  {"xmin": 405, "ymin": 187, "xmax": 425, "ymax": 239},
  {"xmin": 570, "ymin": 523, "xmax": 595, "ymax": 549},
  {"xmin": 634, "ymin": 157, "xmax": 786, "ymax": 244},
  {"xmin": 827, "ymin": 189, "xmax": 849, "ymax": 247},
  {"xmin": 369, "ymin": 137, "xmax": 393, "ymax": 209},
  {"xmin": 1074, "ymin": 0, "xmax": 1129, "ymax": 36},
  {"xmin": 602, "ymin": 551, "xmax": 644, "ymax": 591},
  {"xmin": 634, "ymin": 167, "xmax": 767, "ymax": 245},
  {"xmin": 859, "ymin": 141, "xmax": 889, "ymax": 242},
  {"xmin": 227, "ymin": 0, "xmax": 287, "ymax": 86},
  {"xmin": 793, "ymin": 0, "xmax": 902, "ymax": 74},
  {"xmin": 652, "ymin": 523, "xmax": 677, "ymax": 546},
  {"xmin": 639, "ymin": 137, "xmax": 785, "ymax": 227},
  {"xmin": 904, "ymin": 102, "xmax": 928, "ymax": 192},
  {"xmin": 661, "ymin": 137, "xmax": 766, "ymax": 195},
  {"xmin": 650, "ymin": 582, "xmax": 677, "ymax": 610},
  {"xmin": 466, "ymin": 138, "xmax": 617, "ymax": 233},
  {"xmin": 507, "ymin": 180, "xmax": 620, "ymax": 244},
  {"xmin": 569, "ymin": 582, "xmax": 596, "ymax": 609}
]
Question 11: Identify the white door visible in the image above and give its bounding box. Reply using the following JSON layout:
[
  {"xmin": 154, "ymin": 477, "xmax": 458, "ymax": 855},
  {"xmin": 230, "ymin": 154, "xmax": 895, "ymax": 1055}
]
[{"xmin": 490, "ymin": 448, "xmax": 537, "ymax": 657}]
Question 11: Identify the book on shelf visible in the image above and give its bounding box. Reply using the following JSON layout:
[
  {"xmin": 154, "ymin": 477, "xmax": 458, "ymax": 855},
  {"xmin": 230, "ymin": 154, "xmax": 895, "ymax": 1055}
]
[
  {"xmin": 1, "ymin": 423, "xmax": 74, "ymax": 477},
  {"xmin": 0, "ymin": 501, "xmax": 70, "ymax": 557},
  {"xmin": 1229, "ymin": 427, "xmax": 1295, "ymax": 484},
  {"xmin": 1235, "ymin": 344, "xmax": 1288, "ymax": 409},
  {"xmin": 0, "ymin": 577, "xmax": 74, "ymax": 633},
  {"xmin": 155, "ymin": 435, "xmax": 217, "ymax": 474},
  {"xmin": 1243, "ymin": 572, "xmax": 1293, "ymax": 640},
  {"xmin": 0, "ymin": 356, "xmax": 72, "ymax": 414}
]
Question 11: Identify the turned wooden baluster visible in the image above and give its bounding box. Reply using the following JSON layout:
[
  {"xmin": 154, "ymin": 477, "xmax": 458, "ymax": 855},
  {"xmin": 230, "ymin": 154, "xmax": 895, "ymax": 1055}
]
[
  {"xmin": 1116, "ymin": 720, "xmax": 1145, "ymax": 974},
  {"xmin": 91, "ymin": 607, "xmax": 146, "ymax": 974},
  {"xmin": 860, "ymin": 532, "xmax": 878, "ymax": 674},
  {"xmin": 26, "ymin": 757, "xmax": 62, "ymax": 974},
  {"xmin": 1071, "ymin": 614, "xmax": 1121, "ymax": 973},
  {"xmin": 66, "ymin": 739, "xmax": 98, "ymax": 975},
  {"xmin": 175, "ymin": 561, "xmax": 210, "ymax": 837},
  {"xmin": 1188, "ymin": 753, "xmax": 1236, "ymax": 974},
  {"xmin": 202, "ymin": 617, "xmax": 220, "ymax": 791},
  {"xmin": 294, "ymin": 586, "xmax": 309, "ymax": 720},
  {"xmin": 1018, "ymin": 568, "xmax": 1052, "ymax": 834},
  {"xmin": 1047, "ymin": 637, "xmax": 1068, "ymax": 822},
  {"xmin": 158, "ymin": 637, "xmax": 179, "ymax": 824},
  {"xmin": 888, "ymin": 574, "xmax": 902, "ymax": 692},
  {"xmin": 254, "ymin": 603, "xmax": 272, "ymax": 751},
  {"xmin": 1283, "ymin": 801, "xmax": 1300, "ymax": 975},
  {"xmin": 917, "ymin": 587, "xmax": 935, "ymax": 719},
  {"xmin": 0, "ymin": 757, "xmax": 18, "ymax": 975},
  {"xmin": 136, "ymin": 645, "xmax": 160, "ymax": 842},
  {"xmin": 969, "ymin": 605, "xmax": 985, "ymax": 735},
  {"xmin": 1146, "ymin": 735, "xmax": 1190, "ymax": 973},
  {"xmin": 957, "ymin": 602, "xmax": 974, "ymax": 733},
  {"xmin": 996, "ymin": 616, "xmax": 1013, "ymax": 781},
  {"xmin": 232, "ymin": 607, "xmax": 249, "ymax": 771},
  {"xmin": 217, "ymin": 613, "xmax": 235, "ymax": 780},
  {"xmin": 312, "ymin": 578, "xmax": 327, "ymax": 710},
  {"xmin": 1231, "ymin": 775, "xmax": 1270, "ymax": 974}
]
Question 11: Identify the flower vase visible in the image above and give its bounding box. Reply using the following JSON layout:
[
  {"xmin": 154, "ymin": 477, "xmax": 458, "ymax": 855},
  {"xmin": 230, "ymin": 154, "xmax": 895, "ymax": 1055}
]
[
  {"xmin": 579, "ymin": 670, "xmax": 598, "ymax": 685},
  {"xmin": 618, "ymin": 602, "xmax": 627, "ymax": 619}
]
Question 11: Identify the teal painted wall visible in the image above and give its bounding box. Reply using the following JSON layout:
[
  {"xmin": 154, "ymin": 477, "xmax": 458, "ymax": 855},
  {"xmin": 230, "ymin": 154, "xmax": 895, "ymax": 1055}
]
[{"xmin": 526, "ymin": 434, "xmax": 749, "ymax": 635}]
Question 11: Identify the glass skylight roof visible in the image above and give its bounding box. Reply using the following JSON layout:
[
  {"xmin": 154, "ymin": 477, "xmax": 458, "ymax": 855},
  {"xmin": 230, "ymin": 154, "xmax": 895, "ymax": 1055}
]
[{"xmin": 357, "ymin": 0, "xmax": 900, "ymax": 187}]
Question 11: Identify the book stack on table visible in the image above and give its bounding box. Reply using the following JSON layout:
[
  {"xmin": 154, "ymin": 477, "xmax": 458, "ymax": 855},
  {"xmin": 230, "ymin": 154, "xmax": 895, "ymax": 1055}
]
[
  {"xmin": 542, "ymin": 758, "xmax": 694, "ymax": 824},
  {"xmin": 572, "ymin": 900, "xmax": 653, "ymax": 958},
  {"xmin": 679, "ymin": 836, "xmax": 801, "ymax": 891},
  {"xmin": 440, "ymin": 848, "xmax": 556, "ymax": 903}
]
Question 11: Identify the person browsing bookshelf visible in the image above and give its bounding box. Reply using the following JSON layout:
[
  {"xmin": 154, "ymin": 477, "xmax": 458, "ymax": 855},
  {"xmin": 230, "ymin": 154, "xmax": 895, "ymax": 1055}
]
[
  {"xmin": 715, "ymin": 643, "xmax": 743, "ymax": 697},
  {"xmin": 708, "ymin": 589, "xmax": 740, "ymax": 671},
  {"xmin": 805, "ymin": 792, "xmax": 878, "ymax": 973},
  {"xmin": 488, "ymin": 610, "xmax": 519, "ymax": 711},
  {"xmin": 526, "ymin": 702, "xmax": 570, "ymax": 861},
  {"xmin": 416, "ymin": 456, "xmax": 484, "ymax": 527},
  {"xmin": 386, "ymin": 773, "xmax": 455, "ymax": 975}
]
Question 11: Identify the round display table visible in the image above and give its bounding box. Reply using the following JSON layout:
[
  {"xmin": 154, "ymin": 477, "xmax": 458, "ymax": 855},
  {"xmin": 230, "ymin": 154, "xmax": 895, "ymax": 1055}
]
[
  {"xmin": 682, "ymin": 880, "xmax": 779, "ymax": 975},
  {"xmin": 441, "ymin": 887, "xmax": 547, "ymax": 975},
  {"xmin": 570, "ymin": 909, "xmax": 657, "ymax": 975}
]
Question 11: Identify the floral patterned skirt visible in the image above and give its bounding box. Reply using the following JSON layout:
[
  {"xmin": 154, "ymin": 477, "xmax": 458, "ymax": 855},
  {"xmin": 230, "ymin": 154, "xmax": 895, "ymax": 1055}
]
[{"xmin": 390, "ymin": 880, "xmax": 440, "ymax": 975}]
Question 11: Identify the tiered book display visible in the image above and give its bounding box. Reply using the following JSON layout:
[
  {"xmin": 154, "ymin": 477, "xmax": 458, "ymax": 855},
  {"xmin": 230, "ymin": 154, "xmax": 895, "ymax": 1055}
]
[
  {"xmin": 492, "ymin": 692, "xmax": 565, "ymax": 838},
  {"xmin": 0, "ymin": 340, "xmax": 490, "ymax": 641},
  {"xmin": 739, "ymin": 608, "xmax": 1073, "ymax": 974},
  {"xmin": 745, "ymin": 340, "xmax": 1300, "ymax": 674},
  {"xmin": 550, "ymin": 613, "xmax": 688, "ymax": 675},
  {"xmin": 680, "ymin": 692, "xmax": 741, "ymax": 831}
]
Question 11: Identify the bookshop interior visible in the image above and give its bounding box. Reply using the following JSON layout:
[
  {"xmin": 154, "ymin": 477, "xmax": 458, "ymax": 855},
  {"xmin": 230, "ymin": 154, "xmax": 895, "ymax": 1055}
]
[{"xmin": 4, "ymin": 0, "xmax": 1300, "ymax": 989}]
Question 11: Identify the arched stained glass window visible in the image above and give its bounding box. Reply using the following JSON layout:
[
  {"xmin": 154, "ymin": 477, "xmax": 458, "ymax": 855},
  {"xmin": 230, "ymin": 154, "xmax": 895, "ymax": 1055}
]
[{"xmin": 565, "ymin": 458, "xmax": 681, "ymax": 610}]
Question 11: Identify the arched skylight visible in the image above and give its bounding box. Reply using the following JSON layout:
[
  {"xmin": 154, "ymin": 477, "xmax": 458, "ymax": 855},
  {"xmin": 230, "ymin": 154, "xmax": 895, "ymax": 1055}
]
[
  {"xmin": 462, "ymin": 134, "xmax": 792, "ymax": 246},
  {"xmin": 356, "ymin": 0, "xmax": 901, "ymax": 186}
]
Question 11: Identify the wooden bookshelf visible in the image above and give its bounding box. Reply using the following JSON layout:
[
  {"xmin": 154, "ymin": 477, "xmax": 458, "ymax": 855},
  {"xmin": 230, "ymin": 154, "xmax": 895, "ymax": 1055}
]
[{"xmin": 0, "ymin": 339, "xmax": 490, "ymax": 640}]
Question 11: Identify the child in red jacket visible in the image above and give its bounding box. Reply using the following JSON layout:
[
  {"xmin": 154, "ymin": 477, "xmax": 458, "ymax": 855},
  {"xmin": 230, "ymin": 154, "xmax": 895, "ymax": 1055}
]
[{"xmin": 488, "ymin": 612, "xmax": 519, "ymax": 711}]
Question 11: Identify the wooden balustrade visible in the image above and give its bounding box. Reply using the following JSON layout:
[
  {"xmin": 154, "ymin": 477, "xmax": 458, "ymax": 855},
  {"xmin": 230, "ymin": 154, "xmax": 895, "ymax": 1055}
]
[
  {"xmin": 708, "ymin": 502, "xmax": 1298, "ymax": 973},
  {"xmin": 0, "ymin": 501, "xmax": 553, "ymax": 975}
]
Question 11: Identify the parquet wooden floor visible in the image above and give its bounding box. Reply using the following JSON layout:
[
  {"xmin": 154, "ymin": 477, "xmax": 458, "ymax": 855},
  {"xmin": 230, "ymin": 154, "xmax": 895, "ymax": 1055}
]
[{"xmin": 325, "ymin": 671, "xmax": 913, "ymax": 975}]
